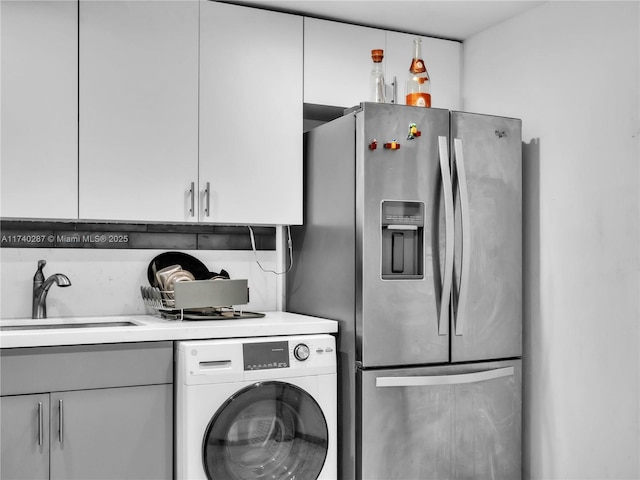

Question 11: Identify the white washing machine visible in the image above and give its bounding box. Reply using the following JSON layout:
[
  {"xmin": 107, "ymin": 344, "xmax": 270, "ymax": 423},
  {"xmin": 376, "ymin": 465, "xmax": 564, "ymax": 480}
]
[{"xmin": 175, "ymin": 334, "xmax": 337, "ymax": 480}]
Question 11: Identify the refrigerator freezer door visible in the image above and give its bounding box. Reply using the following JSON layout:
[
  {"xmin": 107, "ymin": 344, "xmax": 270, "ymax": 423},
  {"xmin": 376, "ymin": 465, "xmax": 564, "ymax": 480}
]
[
  {"xmin": 357, "ymin": 103, "xmax": 451, "ymax": 368},
  {"xmin": 359, "ymin": 360, "xmax": 522, "ymax": 480},
  {"xmin": 450, "ymin": 112, "xmax": 522, "ymax": 362}
]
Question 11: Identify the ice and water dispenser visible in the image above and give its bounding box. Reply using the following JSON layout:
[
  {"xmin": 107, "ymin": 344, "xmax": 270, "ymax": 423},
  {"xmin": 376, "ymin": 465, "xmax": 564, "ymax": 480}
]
[{"xmin": 381, "ymin": 200, "xmax": 424, "ymax": 280}]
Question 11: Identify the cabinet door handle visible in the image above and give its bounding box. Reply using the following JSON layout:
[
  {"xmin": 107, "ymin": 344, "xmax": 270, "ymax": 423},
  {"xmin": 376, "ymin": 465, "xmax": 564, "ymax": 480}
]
[
  {"xmin": 188, "ymin": 182, "xmax": 195, "ymax": 217},
  {"xmin": 58, "ymin": 399, "xmax": 63, "ymax": 443},
  {"xmin": 38, "ymin": 401, "xmax": 44, "ymax": 446},
  {"xmin": 204, "ymin": 181, "xmax": 210, "ymax": 217}
]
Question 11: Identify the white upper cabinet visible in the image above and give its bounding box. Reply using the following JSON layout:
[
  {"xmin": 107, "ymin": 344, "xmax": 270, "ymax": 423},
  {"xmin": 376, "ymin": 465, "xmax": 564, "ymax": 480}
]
[
  {"xmin": 79, "ymin": 0, "xmax": 199, "ymax": 223},
  {"xmin": 1, "ymin": 0, "xmax": 78, "ymax": 219},
  {"xmin": 385, "ymin": 31, "xmax": 462, "ymax": 110},
  {"xmin": 304, "ymin": 17, "xmax": 386, "ymax": 108},
  {"xmin": 303, "ymin": 18, "xmax": 462, "ymax": 110},
  {"xmin": 80, "ymin": 1, "xmax": 303, "ymax": 225},
  {"xmin": 199, "ymin": 2, "xmax": 303, "ymax": 225},
  {"xmin": 2, "ymin": 2, "xmax": 460, "ymax": 224}
]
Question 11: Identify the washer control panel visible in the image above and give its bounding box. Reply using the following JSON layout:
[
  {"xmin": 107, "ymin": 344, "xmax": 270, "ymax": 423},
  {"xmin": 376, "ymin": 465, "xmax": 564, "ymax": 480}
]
[
  {"xmin": 177, "ymin": 334, "xmax": 336, "ymax": 385},
  {"xmin": 243, "ymin": 341, "xmax": 289, "ymax": 370},
  {"xmin": 242, "ymin": 335, "xmax": 335, "ymax": 371}
]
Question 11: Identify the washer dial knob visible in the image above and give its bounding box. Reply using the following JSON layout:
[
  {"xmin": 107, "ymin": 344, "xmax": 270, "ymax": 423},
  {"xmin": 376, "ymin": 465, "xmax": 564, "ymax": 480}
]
[{"xmin": 294, "ymin": 343, "xmax": 310, "ymax": 361}]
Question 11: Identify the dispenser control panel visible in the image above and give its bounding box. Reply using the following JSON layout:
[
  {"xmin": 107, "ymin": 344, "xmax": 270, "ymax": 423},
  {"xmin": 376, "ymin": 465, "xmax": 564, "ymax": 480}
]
[{"xmin": 382, "ymin": 201, "xmax": 424, "ymax": 227}]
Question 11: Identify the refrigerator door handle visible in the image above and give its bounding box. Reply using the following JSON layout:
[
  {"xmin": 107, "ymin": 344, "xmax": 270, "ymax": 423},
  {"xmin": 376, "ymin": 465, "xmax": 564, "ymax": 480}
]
[
  {"xmin": 438, "ymin": 136, "xmax": 454, "ymax": 336},
  {"xmin": 453, "ymin": 138, "xmax": 471, "ymax": 336},
  {"xmin": 375, "ymin": 366, "xmax": 514, "ymax": 387}
]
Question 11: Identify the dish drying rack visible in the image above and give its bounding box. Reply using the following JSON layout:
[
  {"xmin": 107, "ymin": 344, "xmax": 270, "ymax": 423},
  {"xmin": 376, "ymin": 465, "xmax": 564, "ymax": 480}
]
[{"xmin": 140, "ymin": 279, "xmax": 264, "ymax": 321}]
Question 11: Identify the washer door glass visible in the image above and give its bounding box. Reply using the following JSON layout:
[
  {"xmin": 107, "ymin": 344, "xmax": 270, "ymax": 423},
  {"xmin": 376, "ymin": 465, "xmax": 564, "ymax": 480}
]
[{"xmin": 203, "ymin": 381, "xmax": 328, "ymax": 480}]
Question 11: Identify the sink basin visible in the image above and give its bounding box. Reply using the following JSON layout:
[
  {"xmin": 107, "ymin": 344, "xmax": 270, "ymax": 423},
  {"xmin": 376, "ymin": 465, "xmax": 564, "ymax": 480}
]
[{"xmin": 0, "ymin": 321, "xmax": 139, "ymax": 331}]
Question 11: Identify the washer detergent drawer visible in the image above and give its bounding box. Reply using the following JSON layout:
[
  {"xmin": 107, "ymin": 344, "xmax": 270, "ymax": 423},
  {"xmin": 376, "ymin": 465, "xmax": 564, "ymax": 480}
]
[{"xmin": 176, "ymin": 341, "xmax": 245, "ymax": 386}]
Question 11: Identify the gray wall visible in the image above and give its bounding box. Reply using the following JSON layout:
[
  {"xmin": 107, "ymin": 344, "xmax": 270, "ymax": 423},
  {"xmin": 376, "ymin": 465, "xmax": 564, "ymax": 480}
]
[{"xmin": 462, "ymin": 2, "xmax": 640, "ymax": 478}]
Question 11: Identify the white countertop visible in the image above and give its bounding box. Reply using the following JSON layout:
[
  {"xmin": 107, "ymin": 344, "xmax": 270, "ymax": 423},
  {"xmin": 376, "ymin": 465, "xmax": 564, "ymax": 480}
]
[{"xmin": 0, "ymin": 312, "xmax": 338, "ymax": 349}]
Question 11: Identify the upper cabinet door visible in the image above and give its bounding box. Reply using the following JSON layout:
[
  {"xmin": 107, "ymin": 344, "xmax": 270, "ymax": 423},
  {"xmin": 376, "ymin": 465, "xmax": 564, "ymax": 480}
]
[
  {"xmin": 79, "ymin": 0, "xmax": 199, "ymax": 222},
  {"xmin": 1, "ymin": 0, "xmax": 78, "ymax": 219},
  {"xmin": 199, "ymin": 2, "xmax": 303, "ymax": 225},
  {"xmin": 385, "ymin": 32, "xmax": 462, "ymax": 110},
  {"xmin": 303, "ymin": 19, "xmax": 461, "ymax": 111},
  {"xmin": 304, "ymin": 18, "xmax": 385, "ymax": 108}
]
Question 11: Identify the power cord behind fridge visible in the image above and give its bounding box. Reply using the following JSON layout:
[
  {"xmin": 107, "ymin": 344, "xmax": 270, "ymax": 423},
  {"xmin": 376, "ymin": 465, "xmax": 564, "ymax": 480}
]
[{"xmin": 248, "ymin": 226, "xmax": 293, "ymax": 275}]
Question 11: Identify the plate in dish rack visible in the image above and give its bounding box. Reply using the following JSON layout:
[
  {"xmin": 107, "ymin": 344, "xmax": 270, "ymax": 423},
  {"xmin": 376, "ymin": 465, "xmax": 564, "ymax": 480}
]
[{"xmin": 147, "ymin": 251, "xmax": 229, "ymax": 286}]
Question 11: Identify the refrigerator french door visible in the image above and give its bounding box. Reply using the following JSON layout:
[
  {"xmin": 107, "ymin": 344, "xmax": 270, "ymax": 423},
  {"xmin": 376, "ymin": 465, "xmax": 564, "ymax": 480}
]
[
  {"xmin": 357, "ymin": 104, "xmax": 450, "ymax": 368},
  {"xmin": 449, "ymin": 111, "xmax": 522, "ymax": 363},
  {"xmin": 287, "ymin": 103, "xmax": 522, "ymax": 480}
]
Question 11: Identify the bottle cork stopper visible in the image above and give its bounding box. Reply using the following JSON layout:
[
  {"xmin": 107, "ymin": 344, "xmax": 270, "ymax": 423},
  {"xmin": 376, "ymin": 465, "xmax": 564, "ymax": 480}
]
[{"xmin": 371, "ymin": 49, "xmax": 384, "ymax": 62}]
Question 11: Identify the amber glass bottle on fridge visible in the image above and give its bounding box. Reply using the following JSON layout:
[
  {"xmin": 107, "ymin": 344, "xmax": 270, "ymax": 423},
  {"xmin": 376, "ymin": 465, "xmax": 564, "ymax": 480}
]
[
  {"xmin": 405, "ymin": 38, "xmax": 431, "ymax": 107},
  {"xmin": 370, "ymin": 49, "xmax": 386, "ymax": 103}
]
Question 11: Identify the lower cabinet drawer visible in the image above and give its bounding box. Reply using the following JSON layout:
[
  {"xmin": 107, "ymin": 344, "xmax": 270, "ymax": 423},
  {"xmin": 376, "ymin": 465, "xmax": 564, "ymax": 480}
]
[{"xmin": 0, "ymin": 341, "xmax": 173, "ymax": 395}]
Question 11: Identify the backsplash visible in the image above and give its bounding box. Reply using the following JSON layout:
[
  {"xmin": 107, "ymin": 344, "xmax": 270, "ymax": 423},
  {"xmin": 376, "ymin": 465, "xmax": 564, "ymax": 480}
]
[
  {"xmin": 0, "ymin": 222, "xmax": 280, "ymax": 320},
  {"xmin": 0, "ymin": 220, "xmax": 275, "ymax": 250}
]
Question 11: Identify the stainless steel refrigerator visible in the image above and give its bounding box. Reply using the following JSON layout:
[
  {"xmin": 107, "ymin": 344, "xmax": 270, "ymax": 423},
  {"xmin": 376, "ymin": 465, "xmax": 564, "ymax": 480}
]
[{"xmin": 287, "ymin": 103, "xmax": 522, "ymax": 480}]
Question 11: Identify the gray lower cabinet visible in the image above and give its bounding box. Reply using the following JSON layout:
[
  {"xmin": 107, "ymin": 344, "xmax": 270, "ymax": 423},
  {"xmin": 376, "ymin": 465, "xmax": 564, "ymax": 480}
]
[
  {"xmin": 1, "ymin": 394, "xmax": 50, "ymax": 480},
  {"xmin": 0, "ymin": 342, "xmax": 173, "ymax": 480}
]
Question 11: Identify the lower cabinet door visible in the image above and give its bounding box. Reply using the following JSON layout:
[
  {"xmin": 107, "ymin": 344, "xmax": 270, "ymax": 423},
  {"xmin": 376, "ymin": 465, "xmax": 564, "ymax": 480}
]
[
  {"xmin": 49, "ymin": 384, "xmax": 173, "ymax": 480},
  {"xmin": 0, "ymin": 394, "xmax": 50, "ymax": 480},
  {"xmin": 359, "ymin": 360, "xmax": 522, "ymax": 479}
]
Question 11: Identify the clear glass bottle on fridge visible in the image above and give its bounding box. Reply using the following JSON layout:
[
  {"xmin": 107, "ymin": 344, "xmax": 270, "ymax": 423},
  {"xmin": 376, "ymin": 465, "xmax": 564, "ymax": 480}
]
[
  {"xmin": 405, "ymin": 38, "xmax": 431, "ymax": 107},
  {"xmin": 370, "ymin": 49, "xmax": 386, "ymax": 103}
]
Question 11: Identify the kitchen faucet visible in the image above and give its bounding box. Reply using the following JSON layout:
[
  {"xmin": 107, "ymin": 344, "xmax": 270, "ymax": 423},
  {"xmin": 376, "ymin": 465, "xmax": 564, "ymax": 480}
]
[{"xmin": 32, "ymin": 260, "xmax": 71, "ymax": 319}]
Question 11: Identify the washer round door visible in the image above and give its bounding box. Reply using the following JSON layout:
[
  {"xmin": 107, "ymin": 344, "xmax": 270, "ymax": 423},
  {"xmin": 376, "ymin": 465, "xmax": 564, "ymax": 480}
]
[{"xmin": 202, "ymin": 381, "xmax": 329, "ymax": 480}]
